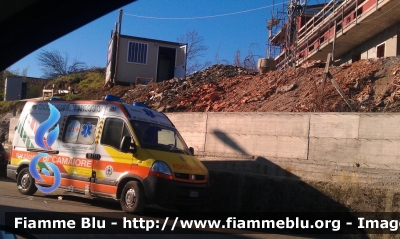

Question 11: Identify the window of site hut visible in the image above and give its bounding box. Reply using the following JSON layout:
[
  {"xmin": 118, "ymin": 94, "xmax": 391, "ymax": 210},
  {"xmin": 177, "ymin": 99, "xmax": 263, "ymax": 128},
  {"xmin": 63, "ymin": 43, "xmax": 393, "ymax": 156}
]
[{"xmin": 127, "ymin": 42, "xmax": 148, "ymax": 64}]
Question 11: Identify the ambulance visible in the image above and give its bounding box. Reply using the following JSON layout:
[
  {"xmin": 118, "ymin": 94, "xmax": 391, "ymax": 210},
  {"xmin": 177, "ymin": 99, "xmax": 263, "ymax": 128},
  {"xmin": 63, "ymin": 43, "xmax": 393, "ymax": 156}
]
[{"xmin": 7, "ymin": 95, "xmax": 209, "ymax": 212}]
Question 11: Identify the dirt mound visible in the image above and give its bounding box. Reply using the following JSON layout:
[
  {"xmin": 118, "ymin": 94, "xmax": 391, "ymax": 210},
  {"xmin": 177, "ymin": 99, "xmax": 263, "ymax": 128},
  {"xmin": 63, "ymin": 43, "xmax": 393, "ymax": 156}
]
[{"xmin": 91, "ymin": 56, "xmax": 400, "ymax": 113}]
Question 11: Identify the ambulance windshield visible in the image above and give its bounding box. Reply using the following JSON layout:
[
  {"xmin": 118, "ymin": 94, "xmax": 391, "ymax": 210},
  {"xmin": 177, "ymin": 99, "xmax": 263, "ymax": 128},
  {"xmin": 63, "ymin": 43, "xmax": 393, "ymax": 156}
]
[{"xmin": 130, "ymin": 120, "xmax": 190, "ymax": 155}]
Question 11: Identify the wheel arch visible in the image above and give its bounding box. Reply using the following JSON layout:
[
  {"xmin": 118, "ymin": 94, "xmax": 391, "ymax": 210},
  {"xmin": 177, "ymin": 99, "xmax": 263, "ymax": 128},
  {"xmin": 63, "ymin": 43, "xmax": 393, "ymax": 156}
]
[
  {"xmin": 116, "ymin": 175, "xmax": 143, "ymax": 200},
  {"xmin": 17, "ymin": 163, "xmax": 29, "ymax": 174}
]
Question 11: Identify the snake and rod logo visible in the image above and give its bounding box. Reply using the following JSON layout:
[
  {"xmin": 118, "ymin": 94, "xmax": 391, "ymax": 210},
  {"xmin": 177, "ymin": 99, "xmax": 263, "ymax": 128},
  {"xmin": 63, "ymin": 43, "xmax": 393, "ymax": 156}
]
[{"xmin": 28, "ymin": 103, "xmax": 62, "ymax": 194}]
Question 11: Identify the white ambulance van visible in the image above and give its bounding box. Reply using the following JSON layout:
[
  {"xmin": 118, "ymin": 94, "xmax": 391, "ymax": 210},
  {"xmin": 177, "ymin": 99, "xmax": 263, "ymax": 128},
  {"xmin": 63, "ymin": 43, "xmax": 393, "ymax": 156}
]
[{"xmin": 7, "ymin": 95, "xmax": 209, "ymax": 212}]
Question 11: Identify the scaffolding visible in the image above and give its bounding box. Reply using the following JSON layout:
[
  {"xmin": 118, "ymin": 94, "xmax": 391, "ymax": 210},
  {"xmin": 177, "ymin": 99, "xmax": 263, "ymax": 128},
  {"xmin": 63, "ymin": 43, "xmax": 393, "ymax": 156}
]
[
  {"xmin": 268, "ymin": 0, "xmax": 390, "ymax": 69},
  {"xmin": 266, "ymin": 2, "xmax": 287, "ymax": 59}
]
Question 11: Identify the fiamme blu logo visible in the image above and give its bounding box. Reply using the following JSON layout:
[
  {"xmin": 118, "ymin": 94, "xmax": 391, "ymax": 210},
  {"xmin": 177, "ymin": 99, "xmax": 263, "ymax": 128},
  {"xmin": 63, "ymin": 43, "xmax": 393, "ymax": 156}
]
[{"xmin": 28, "ymin": 103, "xmax": 62, "ymax": 194}]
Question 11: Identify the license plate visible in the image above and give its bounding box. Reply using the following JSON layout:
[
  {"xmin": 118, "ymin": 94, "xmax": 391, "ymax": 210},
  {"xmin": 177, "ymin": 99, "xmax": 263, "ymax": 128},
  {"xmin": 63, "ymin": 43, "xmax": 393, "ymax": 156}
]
[{"xmin": 189, "ymin": 191, "xmax": 199, "ymax": 198}]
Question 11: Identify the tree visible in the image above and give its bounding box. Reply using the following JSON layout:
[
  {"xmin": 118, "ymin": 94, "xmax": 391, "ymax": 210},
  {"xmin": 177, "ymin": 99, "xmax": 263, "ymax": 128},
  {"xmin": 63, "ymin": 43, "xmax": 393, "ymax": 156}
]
[
  {"xmin": 233, "ymin": 50, "xmax": 242, "ymax": 67},
  {"xmin": 243, "ymin": 44, "xmax": 260, "ymax": 72},
  {"xmin": 177, "ymin": 30, "xmax": 209, "ymax": 75},
  {"xmin": 36, "ymin": 49, "xmax": 87, "ymax": 79},
  {"xmin": 233, "ymin": 44, "xmax": 261, "ymax": 71}
]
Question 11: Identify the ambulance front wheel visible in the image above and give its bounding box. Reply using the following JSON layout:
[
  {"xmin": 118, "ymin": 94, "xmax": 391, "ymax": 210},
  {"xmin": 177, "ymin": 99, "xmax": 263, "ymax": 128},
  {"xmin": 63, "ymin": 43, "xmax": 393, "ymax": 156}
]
[
  {"xmin": 120, "ymin": 181, "xmax": 145, "ymax": 213},
  {"xmin": 17, "ymin": 167, "xmax": 38, "ymax": 195}
]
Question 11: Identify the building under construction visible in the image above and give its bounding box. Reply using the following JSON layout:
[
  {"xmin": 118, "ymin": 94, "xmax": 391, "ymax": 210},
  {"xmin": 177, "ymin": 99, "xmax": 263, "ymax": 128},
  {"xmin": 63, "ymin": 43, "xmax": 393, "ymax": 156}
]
[{"xmin": 267, "ymin": 0, "xmax": 400, "ymax": 69}]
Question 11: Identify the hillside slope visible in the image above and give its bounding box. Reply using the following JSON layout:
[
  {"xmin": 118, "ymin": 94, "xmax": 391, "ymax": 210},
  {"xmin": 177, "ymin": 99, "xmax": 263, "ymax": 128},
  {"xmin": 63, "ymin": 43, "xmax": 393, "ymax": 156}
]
[
  {"xmin": 2, "ymin": 57, "xmax": 400, "ymax": 145},
  {"xmin": 80, "ymin": 56, "xmax": 400, "ymax": 113}
]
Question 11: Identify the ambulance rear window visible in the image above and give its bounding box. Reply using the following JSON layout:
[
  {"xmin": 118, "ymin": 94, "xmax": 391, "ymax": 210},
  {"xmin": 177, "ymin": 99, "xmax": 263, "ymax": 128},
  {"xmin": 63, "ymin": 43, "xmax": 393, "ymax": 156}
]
[{"xmin": 63, "ymin": 116, "xmax": 98, "ymax": 145}]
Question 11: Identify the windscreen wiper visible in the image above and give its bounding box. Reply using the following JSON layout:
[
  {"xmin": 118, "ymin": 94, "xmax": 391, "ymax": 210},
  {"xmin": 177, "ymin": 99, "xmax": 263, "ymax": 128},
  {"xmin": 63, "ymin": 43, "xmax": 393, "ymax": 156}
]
[
  {"xmin": 169, "ymin": 148, "xmax": 188, "ymax": 154},
  {"xmin": 142, "ymin": 144, "xmax": 166, "ymax": 151}
]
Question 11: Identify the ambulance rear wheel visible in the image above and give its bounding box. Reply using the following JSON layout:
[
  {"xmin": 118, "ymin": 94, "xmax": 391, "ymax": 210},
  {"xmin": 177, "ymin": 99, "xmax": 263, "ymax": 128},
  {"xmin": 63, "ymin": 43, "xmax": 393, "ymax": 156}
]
[
  {"xmin": 17, "ymin": 167, "xmax": 37, "ymax": 195},
  {"xmin": 120, "ymin": 181, "xmax": 145, "ymax": 213}
]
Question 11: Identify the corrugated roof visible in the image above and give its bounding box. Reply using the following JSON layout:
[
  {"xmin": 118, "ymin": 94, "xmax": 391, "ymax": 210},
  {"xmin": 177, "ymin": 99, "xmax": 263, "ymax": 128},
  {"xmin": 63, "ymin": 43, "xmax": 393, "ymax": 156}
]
[
  {"xmin": 120, "ymin": 34, "xmax": 185, "ymax": 46},
  {"xmin": 21, "ymin": 77, "xmax": 50, "ymax": 84}
]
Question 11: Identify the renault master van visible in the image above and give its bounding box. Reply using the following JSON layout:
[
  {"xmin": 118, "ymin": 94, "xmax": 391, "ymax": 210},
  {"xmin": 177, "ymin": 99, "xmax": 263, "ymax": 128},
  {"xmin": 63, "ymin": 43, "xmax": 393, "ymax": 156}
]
[{"xmin": 7, "ymin": 95, "xmax": 209, "ymax": 212}]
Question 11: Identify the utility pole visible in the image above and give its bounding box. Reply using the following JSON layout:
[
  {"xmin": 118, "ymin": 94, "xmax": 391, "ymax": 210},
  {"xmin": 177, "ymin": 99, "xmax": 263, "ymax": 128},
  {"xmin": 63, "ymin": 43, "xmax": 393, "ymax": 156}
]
[
  {"xmin": 285, "ymin": 0, "xmax": 304, "ymax": 68},
  {"xmin": 118, "ymin": 9, "xmax": 123, "ymax": 34},
  {"xmin": 320, "ymin": 53, "xmax": 353, "ymax": 111},
  {"xmin": 112, "ymin": 9, "xmax": 123, "ymax": 85}
]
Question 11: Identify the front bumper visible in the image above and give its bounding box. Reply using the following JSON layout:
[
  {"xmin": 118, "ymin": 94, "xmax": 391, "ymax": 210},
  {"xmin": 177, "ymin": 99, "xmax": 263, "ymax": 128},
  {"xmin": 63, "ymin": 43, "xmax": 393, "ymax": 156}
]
[
  {"xmin": 7, "ymin": 164, "xmax": 18, "ymax": 180},
  {"xmin": 142, "ymin": 175, "xmax": 209, "ymax": 206}
]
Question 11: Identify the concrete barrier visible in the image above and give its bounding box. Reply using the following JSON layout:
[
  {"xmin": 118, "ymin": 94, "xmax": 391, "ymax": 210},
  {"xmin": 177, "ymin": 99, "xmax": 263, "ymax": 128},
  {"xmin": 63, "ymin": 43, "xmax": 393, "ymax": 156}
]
[
  {"xmin": 8, "ymin": 117, "xmax": 18, "ymax": 145},
  {"xmin": 167, "ymin": 111, "xmax": 400, "ymax": 214},
  {"xmin": 166, "ymin": 112, "xmax": 400, "ymax": 178},
  {"xmin": 204, "ymin": 113, "xmax": 310, "ymax": 159},
  {"xmin": 166, "ymin": 113, "xmax": 207, "ymax": 155}
]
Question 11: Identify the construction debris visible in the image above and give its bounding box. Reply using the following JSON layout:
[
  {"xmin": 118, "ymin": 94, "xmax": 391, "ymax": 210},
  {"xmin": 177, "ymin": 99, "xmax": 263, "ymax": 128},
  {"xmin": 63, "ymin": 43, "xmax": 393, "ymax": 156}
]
[
  {"xmin": 276, "ymin": 83, "xmax": 297, "ymax": 94},
  {"xmin": 83, "ymin": 56, "xmax": 400, "ymax": 113}
]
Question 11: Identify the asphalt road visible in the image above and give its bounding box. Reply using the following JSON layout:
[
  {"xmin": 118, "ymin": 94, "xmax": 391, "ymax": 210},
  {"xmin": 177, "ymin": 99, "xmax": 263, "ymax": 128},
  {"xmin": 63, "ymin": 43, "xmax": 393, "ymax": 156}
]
[{"xmin": 0, "ymin": 176, "xmax": 345, "ymax": 239}]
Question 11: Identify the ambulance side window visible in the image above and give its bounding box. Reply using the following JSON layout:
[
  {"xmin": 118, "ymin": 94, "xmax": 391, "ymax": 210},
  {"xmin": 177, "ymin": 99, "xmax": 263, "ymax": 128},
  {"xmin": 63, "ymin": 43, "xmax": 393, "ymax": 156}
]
[
  {"xmin": 20, "ymin": 113, "xmax": 51, "ymax": 149},
  {"xmin": 63, "ymin": 116, "xmax": 98, "ymax": 144},
  {"xmin": 101, "ymin": 118, "xmax": 130, "ymax": 150}
]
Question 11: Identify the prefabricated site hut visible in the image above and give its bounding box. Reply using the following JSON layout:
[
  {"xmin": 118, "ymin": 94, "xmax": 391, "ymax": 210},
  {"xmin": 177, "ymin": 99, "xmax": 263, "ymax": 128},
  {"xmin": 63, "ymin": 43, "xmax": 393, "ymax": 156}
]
[
  {"xmin": 4, "ymin": 76, "xmax": 49, "ymax": 101},
  {"xmin": 107, "ymin": 34, "xmax": 187, "ymax": 85}
]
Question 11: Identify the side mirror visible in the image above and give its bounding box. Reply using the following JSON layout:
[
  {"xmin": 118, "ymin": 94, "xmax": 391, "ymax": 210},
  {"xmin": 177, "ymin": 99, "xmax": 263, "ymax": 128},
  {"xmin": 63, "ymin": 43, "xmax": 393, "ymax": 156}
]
[
  {"xmin": 189, "ymin": 147, "xmax": 194, "ymax": 156},
  {"xmin": 0, "ymin": 229, "xmax": 17, "ymax": 239},
  {"xmin": 120, "ymin": 136, "xmax": 137, "ymax": 153}
]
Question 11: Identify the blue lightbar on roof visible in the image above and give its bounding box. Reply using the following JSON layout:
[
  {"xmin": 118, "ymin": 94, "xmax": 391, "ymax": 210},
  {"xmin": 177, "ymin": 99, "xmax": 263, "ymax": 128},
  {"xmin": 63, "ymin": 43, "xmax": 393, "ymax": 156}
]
[
  {"xmin": 133, "ymin": 102, "xmax": 148, "ymax": 108},
  {"xmin": 50, "ymin": 97, "xmax": 64, "ymax": 101},
  {"xmin": 104, "ymin": 95, "xmax": 121, "ymax": 101}
]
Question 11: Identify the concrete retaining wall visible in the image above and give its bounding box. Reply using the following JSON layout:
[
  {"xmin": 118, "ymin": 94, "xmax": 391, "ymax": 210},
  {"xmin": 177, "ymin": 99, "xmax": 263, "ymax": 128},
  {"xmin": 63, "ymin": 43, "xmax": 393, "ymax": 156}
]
[
  {"xmin": 8, "ymin": 117, "xmax": 18, "ymax": 145},
  {"xmin": 168, "ymin": 112, "xmax": 400, "ymax": 216},
  {"xmin": 167, "ymin": 112, "xmax": 400, "ymax": 184}
]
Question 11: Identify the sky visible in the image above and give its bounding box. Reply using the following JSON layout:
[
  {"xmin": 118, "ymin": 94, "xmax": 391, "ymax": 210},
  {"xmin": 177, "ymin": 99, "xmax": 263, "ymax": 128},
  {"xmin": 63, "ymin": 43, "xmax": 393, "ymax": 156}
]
[{"xmin": 8, "ymin": 0, "xmax": 321, "ymax": 78}]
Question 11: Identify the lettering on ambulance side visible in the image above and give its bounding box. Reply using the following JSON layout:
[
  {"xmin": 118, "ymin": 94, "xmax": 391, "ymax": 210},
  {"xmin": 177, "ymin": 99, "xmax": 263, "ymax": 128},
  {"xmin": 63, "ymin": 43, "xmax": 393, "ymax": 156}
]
[
  {"xmin": 31, "ymin": 103, "xmax": 70, "ymax": 112},
  {"xmin": 48, "ymin": 156, "xmax": 92, "ymax": 168},
  {"xmin": 15, "ymin": 152, "xmax": 93, "ymax": 168},
  {"xmin": 31, "ymin": 103, "xmax": 104, "ymax": 113},
  {"xmin": 172, "ymin": 163, "xmax": 204, "ymax": 172},
  {"xmin": 70, "ymin": 104, "xmax": 103, "ymax": 112},
  {"xmin": 59, "ymin": 144, "xmax": 94, "ymax": 151}
]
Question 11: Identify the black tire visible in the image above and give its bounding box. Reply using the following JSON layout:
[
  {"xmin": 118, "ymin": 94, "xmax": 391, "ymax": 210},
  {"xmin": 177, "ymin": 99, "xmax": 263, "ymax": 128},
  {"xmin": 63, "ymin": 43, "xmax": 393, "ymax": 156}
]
[
  {"xmin": 17, "ymin": 167, "xmax": 37, "ymax": 195},
  {"xmin": 0, "ymin": 164, "xmax": 6, "ymax": 178},
  {"xmin": 120, "ymin": 181, "xmax": 145, "ymax": 213}
]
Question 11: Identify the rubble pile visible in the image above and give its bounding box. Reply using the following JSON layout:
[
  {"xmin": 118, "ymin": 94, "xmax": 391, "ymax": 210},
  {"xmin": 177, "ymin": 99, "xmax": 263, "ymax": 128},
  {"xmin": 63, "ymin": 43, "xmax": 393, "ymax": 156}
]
[
  {"xmin": 118, "ymin": 64, "xmax": 256, "ymax": 112},
  {"xmin": 383, "ymin": 62, "xmax": 400, "ymax": 110},
  {"xmin": 96, "ymin": 56, "xmax": 400, "ymax": 113}
]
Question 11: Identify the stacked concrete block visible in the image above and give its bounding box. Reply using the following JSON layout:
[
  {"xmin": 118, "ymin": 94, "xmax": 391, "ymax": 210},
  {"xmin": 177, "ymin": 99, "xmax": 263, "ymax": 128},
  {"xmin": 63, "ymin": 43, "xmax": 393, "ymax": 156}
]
[{"xmin": 203, "ymin": 112, "xmax": 309, "ymax": 160}]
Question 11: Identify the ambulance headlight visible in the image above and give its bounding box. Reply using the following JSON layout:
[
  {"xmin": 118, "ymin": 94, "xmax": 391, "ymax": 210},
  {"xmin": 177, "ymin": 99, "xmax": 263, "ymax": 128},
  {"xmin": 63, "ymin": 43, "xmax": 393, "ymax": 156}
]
[{"xmin": 150, "ymin": 161, "xmax": 172, "ymax": 175}]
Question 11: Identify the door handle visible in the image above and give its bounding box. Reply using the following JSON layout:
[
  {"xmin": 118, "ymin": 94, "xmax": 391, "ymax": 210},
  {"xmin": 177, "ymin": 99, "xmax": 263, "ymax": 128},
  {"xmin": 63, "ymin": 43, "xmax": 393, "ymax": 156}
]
[{"xmin": 86, "ymin": 153, "xmax": 101, "ymax": 160}]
